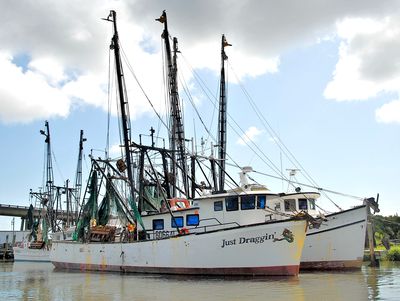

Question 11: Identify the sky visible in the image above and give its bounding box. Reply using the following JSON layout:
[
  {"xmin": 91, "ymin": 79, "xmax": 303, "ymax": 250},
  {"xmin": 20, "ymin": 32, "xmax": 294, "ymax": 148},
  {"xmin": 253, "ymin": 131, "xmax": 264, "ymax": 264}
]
[{"xmin": 1, "ymin": 0, "xmax": 399, "ymax": 230}]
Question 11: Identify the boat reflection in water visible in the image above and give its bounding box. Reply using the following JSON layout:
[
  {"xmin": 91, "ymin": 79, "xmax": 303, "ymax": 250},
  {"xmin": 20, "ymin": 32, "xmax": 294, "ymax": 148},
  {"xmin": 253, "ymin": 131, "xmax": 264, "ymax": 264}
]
[{"xmin": 4, "ymin": 262, "xmax": 400, "ymax": 300}]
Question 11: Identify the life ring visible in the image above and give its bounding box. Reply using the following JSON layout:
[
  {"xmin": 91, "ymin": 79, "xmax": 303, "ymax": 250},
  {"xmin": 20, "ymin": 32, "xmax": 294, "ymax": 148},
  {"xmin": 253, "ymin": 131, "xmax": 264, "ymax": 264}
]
[
  {"xmin": 179, "ymin": 227, "xmax": 189, "ymax": 235},
  {"xmin": 169, "ymin": 198, "xmax": 190, "ymax": 210}
]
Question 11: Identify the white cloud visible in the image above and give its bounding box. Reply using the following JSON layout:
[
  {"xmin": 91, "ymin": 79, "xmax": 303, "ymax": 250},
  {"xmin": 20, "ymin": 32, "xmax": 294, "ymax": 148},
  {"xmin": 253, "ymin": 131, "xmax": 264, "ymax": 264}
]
[
  {"xmin": 237, "ymin": 126, "xmax": 263, "ymax": 146},
  {"xmin": 2, "ymin": 0, "xmax": 400, "ymax": 124},
  {"xmin": 62, "ymin": 73, "xmax": 107, "ymax": 108},
  {"xmin": 29, "ymin": 56, "xmax": 67, "ymax": 85},
  {"xmin": 0, "ymin": 52, "xmax": 70, "ymax": 123},
  {"xmin": 325, "ymin": 17, "xmax": 400, "ymax": 104},
  {"xmin": 376, "ymin": 100, "xmax": 400, "ymax": 124}
]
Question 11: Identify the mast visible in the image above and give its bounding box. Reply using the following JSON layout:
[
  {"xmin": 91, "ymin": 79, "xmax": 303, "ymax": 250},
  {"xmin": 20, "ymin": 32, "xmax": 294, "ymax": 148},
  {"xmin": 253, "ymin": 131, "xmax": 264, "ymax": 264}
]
[
  {"xmin": 157, "ymin": 11, "xmax": 189, "ymax": 197},
  {"xmin": 217, "ymin": 35, "xmax": 231, "ymax": 192},
  {"xmin": 40, "ymin": 120, "xmax": 55, "ymax": 231},
  {"xmin": 105, "ymin": 11, "xmax": 138, "ymax": 214},
  {"xmin": 74, "ymin": 129, "xmax": 86, "ymax": 222}
]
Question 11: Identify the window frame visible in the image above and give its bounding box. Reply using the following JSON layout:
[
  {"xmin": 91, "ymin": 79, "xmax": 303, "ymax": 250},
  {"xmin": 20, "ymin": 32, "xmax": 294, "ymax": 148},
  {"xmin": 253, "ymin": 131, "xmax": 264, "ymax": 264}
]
[
  {"xmin": 186, "ymin": 214, "xmax": 200, "ymax": 226},
  {"xmin": 240, "ymin": 195, "xmax": 256, "ymax": 210},
  {"xmin": 225, "ymin": 196, "xmax": 239, "ymax": 211},
  {"xmin": 171, "ymin": 216, "xmax": 184, "ymax": 228},
  {"xmin": 257, "ymin": 195, "xmax": 266, "ymax": 209},
  {"xmin": 298, "ymin": 198, "xmax": 308, "ymax": 210},
  {"xmin": 284, "ymin": 199, "xmax": 296, "ymax": 212},
  {"xmin": 214, "ymin": 200, "xmax": 223, "ymax": 211},
  {"xmin": 152, "ymin": 219, "xmax": 164, "ymax": 230},
  {"xmin": 308, "ymin": 198, "xmax": 316, "ymax": 210}
]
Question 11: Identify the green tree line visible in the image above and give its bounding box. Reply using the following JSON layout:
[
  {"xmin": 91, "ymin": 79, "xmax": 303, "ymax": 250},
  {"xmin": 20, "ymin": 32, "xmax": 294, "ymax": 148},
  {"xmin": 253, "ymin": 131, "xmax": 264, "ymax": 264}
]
[{"xmin": 373, "ymin": 215, "xmax": 400, "ymax": 243}]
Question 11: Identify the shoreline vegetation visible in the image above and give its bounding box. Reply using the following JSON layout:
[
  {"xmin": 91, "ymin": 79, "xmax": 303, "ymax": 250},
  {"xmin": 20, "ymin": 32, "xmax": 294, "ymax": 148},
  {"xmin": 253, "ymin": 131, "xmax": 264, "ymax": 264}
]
[{"xmin": 363, "ymin": 215, "xmax": 400, "ymax": 261}]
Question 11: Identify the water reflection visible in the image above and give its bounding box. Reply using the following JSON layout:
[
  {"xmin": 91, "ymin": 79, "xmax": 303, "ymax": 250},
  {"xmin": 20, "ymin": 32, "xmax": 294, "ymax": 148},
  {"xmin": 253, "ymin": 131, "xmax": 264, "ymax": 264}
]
[{"xmin": 1, "ymin": 262, "xmax": 400, "ymax": 300}]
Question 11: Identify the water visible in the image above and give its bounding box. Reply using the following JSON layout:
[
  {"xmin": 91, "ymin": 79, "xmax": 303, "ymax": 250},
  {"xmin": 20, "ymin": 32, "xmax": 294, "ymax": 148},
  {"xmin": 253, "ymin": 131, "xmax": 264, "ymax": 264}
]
[{"xmin": 1, "ymin": 262, "xmax": 399, "ymax": 301}]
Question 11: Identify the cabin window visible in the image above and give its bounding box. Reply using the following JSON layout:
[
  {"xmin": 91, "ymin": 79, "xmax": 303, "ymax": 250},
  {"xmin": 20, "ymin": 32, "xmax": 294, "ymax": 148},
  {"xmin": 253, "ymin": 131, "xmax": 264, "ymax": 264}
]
[
  {"xmin": 214, "ymin": 201, "xmax": 223, "ymax": 211},
  {"xmin": 298, "ymin": 199, "xmax": 308, "ymax": 210},
  {"xmin": 186, "ymin": 214, "xmax": 200, "ymax": 226},
  {"xmin": 309, "ymin": 199, "xmax": 316, "ymax": 210},
  {"xmin": 152, "ymin": 219, "xmax": 164, "ymax": 230},
  {"xmin": 284, "ymin": 199, "xmax": 296, "ymax": 211},
  {"xmin": 257, "ymin": 195, "xmax": 266, "ymax": 209},
  {"xmin": 274, "ymin": 203, "xmax": 281, "ymax": 211},
  {"xmin": 241, "ymin": 195, "xmax": 255, "ymax": 210},
  {"xmin": 171, "ymin": 216, "xmax": 184, "ymax": 228},
  {"xmin": 225, "ymin": 196, "xmax": 239, "ymax": 211}
]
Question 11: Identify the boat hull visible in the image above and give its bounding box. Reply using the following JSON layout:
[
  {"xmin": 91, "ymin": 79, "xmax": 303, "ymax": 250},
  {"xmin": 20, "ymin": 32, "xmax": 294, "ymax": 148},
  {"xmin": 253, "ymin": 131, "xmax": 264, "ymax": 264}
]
[
  {"xmin": 13, "ymin": 246, "xmax": 50, "ymax": 262},
  {"xmin": 301, "ymin": 205, "xmax": 367, "ymax": 270},
  {"xmin": 51, "ymin": 219, "xmax": 307, "ymax": 276}
]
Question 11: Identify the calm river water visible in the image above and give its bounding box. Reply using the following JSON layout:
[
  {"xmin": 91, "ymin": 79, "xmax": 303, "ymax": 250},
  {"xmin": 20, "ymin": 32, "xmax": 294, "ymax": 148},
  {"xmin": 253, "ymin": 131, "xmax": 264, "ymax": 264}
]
[{"xmin": 1, "ymin": 261, "xmax": 399, "ymax": 300}]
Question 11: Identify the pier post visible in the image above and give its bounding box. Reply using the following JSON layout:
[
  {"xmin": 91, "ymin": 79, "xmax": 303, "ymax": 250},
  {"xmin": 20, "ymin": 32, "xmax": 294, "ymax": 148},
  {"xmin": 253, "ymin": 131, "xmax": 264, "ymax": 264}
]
[
  {"xmin": 20, "ymin": 217, "xmax": 25, "ymax": 231},
  {"xmin": 366, "ymin": 203, "xmax": 379, "ymax": 267}
]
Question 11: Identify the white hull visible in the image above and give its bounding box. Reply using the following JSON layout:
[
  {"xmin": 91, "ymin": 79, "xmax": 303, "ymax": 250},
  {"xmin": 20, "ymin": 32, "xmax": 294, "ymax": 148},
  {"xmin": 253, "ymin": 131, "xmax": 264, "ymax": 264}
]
[
  {"xmin": 51, "ymin": 219, "xmax": 307, "ymax": 276},
  {"xmin": 13, "ymin": 246, "xmax": 51, "ymax": 262},
  {"xmin": 301, "ymin": 205, "xmax": 368, "ymax": 269}
]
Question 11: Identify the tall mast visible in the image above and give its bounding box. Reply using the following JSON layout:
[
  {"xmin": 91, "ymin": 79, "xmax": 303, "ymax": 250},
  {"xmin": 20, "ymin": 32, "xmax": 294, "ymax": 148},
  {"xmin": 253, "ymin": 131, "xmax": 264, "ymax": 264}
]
[
  {"xmin": 105, "ymin": 11, "xmax": 138, "ymax": 214},
  {"xmin": 40, "ymin": 120, "xmax": 55, "ymax": 231},
  {"xmin": 74, "ymin": 129, "xmax": 86, "ymax": 222},
  {"xmin": 217, "ymin": 35, "xmax": 230, "ymax": 192},
  {"xmin": 157, "ymin": 11, "xmax": 189, "ymax": 197}
]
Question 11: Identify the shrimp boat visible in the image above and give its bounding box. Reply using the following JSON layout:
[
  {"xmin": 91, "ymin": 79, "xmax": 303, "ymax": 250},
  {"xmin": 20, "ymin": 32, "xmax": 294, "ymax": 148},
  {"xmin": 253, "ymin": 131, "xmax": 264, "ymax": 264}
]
[
  {"xmin": 13, "ymin": 121, "xmax": 54, "ymax": 262},
  {"xmin": 14, "ymin": 124, "xmax": 84, "ymax": 262},
  {"xmin": 221, "ymin": 167, "xmax": 375, "ymax": 270},
  {"xmin": 50, "ymin": 10, "xmax": 309, "ymax": 276},
  {"xmin": 50, "ymin": 155, "xmax": 308, "ymax": 275}
]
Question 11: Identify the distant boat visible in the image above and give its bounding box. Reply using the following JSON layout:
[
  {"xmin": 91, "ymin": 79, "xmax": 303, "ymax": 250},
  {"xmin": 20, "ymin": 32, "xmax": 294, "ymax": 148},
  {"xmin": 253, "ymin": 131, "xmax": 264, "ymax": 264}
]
[
  {"xmin": 14, "ymin": 122, "xmax": 84, "ymax": 262},
  {"xmin": 50, "ymin": 10, "xmax": 310, "ymax": 276},
  {"xmin": 13, "ymin": 241, "xmax": 50, "ymax": 262}
]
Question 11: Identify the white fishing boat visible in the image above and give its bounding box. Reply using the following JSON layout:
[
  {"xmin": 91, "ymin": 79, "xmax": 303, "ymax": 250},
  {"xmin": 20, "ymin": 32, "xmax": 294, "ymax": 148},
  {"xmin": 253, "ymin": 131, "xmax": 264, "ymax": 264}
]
[
  {"xmin": 14, "ymin": 122, "xmax": 83, "ymax": 262},
  {"xmin": 51, "ymin": 217, "xmax": 307, "ymax": 276},
  {"xmin": 206, "ymin": 167, "xmax": 370, "ymax": 270},
  {"xmin": 13, "ymin": 226, "xmax": 77, "ymax": 262},
  {"xmin": 301, "ymin": 204, "xmax": 367, "ymax": 269},
  {"xmin": 13, "ymin": 241, "xmax": 50, "ymax": 262},
  {"xmin": 50, "ymin": 10, "xmax": 311, "ymax": 276}
]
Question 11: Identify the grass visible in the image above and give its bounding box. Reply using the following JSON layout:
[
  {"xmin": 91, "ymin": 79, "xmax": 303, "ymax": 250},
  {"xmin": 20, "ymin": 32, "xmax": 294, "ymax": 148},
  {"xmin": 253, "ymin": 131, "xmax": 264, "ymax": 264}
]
[{"xmin": 385, "ymin": 245, "xmax": 400, "ymax": 261}]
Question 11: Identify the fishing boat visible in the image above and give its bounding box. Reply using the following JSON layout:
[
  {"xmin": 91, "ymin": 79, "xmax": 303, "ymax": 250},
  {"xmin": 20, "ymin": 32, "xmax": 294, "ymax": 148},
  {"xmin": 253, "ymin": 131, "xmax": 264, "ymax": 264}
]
[
  {"xmin": 13, "ymin": 121, "xmax": 54, "ymax": 262},
  {"xmin": 13, "ymin": 124, "xmax": 85, "ymax": 262},
  {"xmin": 221, "ymin": 167, "xmax": 374, "ymax": 270},
  {"xmin": 50, "ymin": 10, "xmax": 309, "ymax": 276}
]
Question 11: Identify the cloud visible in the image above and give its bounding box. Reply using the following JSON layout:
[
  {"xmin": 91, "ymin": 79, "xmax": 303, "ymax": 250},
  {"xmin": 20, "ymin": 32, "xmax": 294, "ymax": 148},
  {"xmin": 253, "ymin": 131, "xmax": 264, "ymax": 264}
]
[
  {"xmin": 0, "ymin": 52, "xmax": 70, "ymax": 123},
  {"xmin": 376, "ymin": 100, "xmax": 400, "ymax": 124},
  {"xmin": 2, "ymin": 0, "xmax": 400, "ymax": 124},
  {"xmin": 237, "ymin": 126, "xmax": 263, "ymax": 145},
  {"xmin": 325, "ymin": 17, "xmax": 400, "ymax": 103}
]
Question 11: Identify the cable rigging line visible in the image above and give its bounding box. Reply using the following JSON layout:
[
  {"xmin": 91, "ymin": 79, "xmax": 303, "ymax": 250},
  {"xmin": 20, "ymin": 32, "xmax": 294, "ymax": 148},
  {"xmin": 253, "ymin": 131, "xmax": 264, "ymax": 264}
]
[
  {"xmin": 119, "ymin": 44, "xmax": 170, "ymax": 135},
  {"xmin": 227, "ymin": 61, "xmax": 344, "ymax": 210},
  {"xmin": 179, "ymin": 52, "xmax": 295, "ymax": 188}
]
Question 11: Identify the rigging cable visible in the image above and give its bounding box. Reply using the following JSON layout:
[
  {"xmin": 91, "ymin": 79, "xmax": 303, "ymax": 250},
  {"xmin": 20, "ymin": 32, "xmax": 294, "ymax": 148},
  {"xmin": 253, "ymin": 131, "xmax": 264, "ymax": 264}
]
[
  {"xmin": 120, "ymin": 45, "xmax": 170, "ymax": 134},
  {"xmin": 179, "ymin": 52, "xmax": 295, "ymax": 190},
  {"xmin": 228, "ymin": 61, "xmax": 343, "ymax": 210}
]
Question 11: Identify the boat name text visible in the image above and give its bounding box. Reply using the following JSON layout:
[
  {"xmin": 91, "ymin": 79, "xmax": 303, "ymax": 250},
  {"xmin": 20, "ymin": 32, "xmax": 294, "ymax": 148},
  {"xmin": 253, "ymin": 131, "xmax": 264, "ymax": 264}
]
[{"xmin": 221, "ymin": 233, "xmax": 276, "ymax": 248}]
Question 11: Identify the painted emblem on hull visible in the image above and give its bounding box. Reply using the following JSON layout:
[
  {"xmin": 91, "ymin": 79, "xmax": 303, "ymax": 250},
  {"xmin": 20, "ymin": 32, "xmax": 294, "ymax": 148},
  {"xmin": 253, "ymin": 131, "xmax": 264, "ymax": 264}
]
[{"xmin": 273, "ymin": 228, "xmax": 294, "ymax": 243}]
